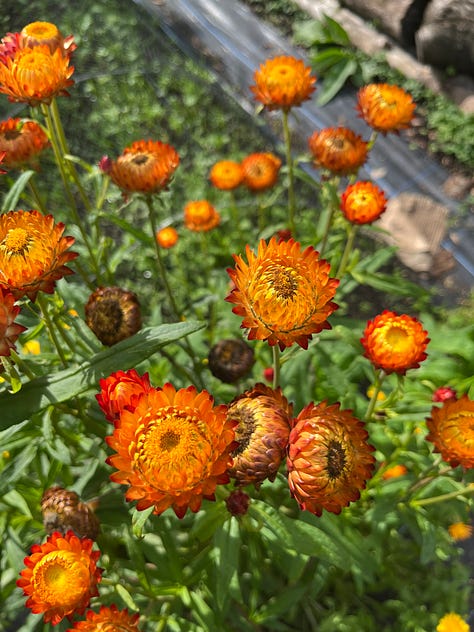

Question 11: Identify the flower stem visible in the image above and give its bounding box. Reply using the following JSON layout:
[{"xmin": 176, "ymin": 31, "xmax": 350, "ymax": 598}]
[
  {"xmin": 365, "ymin": 369, "xmax": 386, "ymax": 421},
  {"xmin": 411, "ymin": 484, "xmax": 474, "ymax": 507},
  {"xmin": 36, "ymin": 293, "xmax": 68, "ymax": 367},
  {"xmin": 282, "ymin": 109, "xmax": 296, "ymax": 234},
  {"xmin": 336, "ymin": 223, "xmax": 358, "ymax": 278},
  {"xmin": 318, "ymin": 177, "xmax": 340, "ymax": 257},
  {"xmin": 272, "ymin": 345, "xmax": 281, "ymax": 389}
]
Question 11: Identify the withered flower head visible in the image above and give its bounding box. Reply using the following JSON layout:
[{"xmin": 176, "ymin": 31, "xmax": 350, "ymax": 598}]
[
  {"xmin": 41, "ymin": 486, "xmax": 100, "ymax": 540},
  {"xmin": 96, "ymin": 368, "xmax": 152, "ymax": 423},
  {"xmin": 426, "ymin": 394, "xmax": 474, "ymax": 469},
  {"xmin": 0, "ymin": 287, "xmax": 27, "ymax": 356},
  {"xmin": 308, "ymin": 127, "xmax": 369, "ymax": 176},
  {"xmin": 251, "ymin": 55, "xmax": 316, "ymax": 111},
  {"xmin": 357, "ymin": 83, "xmax": 415, "ymax": 134},
  {"xmin": 226, "ymin": 237, "xmax": 339, "ymax": 350},
  {"xmin": 0, "ymin": 209, "xmax": 77, "ymax": 301},
  {"xmin": 227, "ymin": 383, "xmax": 293, "ymax": 487},
  {"xmin": 208, "ymin": 338, "xmax": 255, "ymax": 384},
  {"xmin": 287, "ymin": 401, "xmax": 375, "ymax": 516},
  {"xmin": 85, "ymin": 286, "xmax": 142, "ymax": 347},
  {"xmin": 184, "ymin": 200, "xmax": 221, "ymax": 232},
  {"xmin": 66, "ymin": 604, "xmax": 141, "ymax": 631},
  {"xmin": 241, "ymin": 152, "xmax": 282, "ymax": 192},
  {"xmin": 0, "ymin": 117, "xmax": 50, "ymax": 169},
  {"xmin": 225, "ymin": 489, "xmax": 250, "ymax": 516},
  {"xmin": 361, "ymin": 310, "xmax": 429, "ymax": 375},
  {"xmin": 340, "ymin": 180, "xmax": 387, "ymax": 224},
  {"xmin": 209, "ymin": 160, "xmax": 244, "ymax": 191}
]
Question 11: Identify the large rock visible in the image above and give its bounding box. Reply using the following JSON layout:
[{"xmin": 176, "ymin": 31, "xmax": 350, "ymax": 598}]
[{"xmin": 415, "ymin": 0, "xmax": 474, "ymax": 76}]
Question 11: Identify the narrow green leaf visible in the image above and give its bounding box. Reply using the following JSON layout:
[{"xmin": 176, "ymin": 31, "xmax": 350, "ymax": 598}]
[
  {"xmin": 0, "ymin": 444, "xmax": 37, "ymax": 494},
  {"xmin": 132, "ymin": 506, "xmax": 154, "ymax": 538},
  {"xmin": 115, "ymin": 584, "xmax": 139, "ymax": 611},
  {"xmin": 213, "ymin": 517, "xmax": 240, "ymax": 613},
  {"xmin": 1, "ymin": 170, "xmax": 34, "ymax": 212}
]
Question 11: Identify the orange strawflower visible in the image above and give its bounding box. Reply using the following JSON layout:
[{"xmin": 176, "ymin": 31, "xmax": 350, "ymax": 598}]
[
  {"xmin": 20, "ymin": 21, "xmax": 76, "ymax": 57},
  {"xmin": 241, "ymin": 152, "xmax": 282, "ymax": 192},
  {"xmin": 308, "ymin": 127, "xmax": 369, "ymax": 176},
  {"xmin": 0, "ymin": 43, "xmax": 74, "ymax": 105},
  {"xmin": 96, "ymin": 368, "xmax": 152, "ymax": 423},
  {"xmin": 382, "ymin": 464, "xmax": 407, "ymax": 480},
  {"xmin": 41, "ymin": 487, "xmax": 100, "ymax": 541},
  {"xmin": 184, "ymin": 200, "xmax": 220, "ymax": 232},
  {"xmin": 226, "ymin": 237, "xmax": 339, "ymax": 350},
  {"xmin": 426, "ymin": 394, "xmax": 474, "ymax": 469},
  {"xmin": 251, "ymin": 55, "xmax": 316, "ymax": 111},
  {"xmin": 361, "ymin": 311, "xmax": 429, "ymax": 375},
  {"xmin": 0, "ymin": 287, "xmax": 27, "ymax": 356},
  {"xmin": 17, "ymin": 530, "xmax": 102, "ymax": 626},
  {"xmin": 340, "ymin": 181, "xmax": 387, "ymax": 224},
  {"xmin": 357, "ymin": 83, "xmax": 415, "ymax": 134},
  {"xmin": 0, "ymin": 117, "xmax": 50, "ymax": 169},
  {"xmin": 227, "ymin": 383, "xmax": 292, "ymax": 487},
  {"xmin": 209, "ymin": 160, "xmax": 244, "ymax": 190},
  {"xmin": 156, "ymin": 225, "xmax": 178, "ymax": 248},
  {"xmin": 287, "ymin": 401, "xmax": 375, "ymax": 516},
  {"xmin": 448, "ymin": 522, "xmax": 473, "ymax": 542},
  {"xmin": 106, "ymin": 383, "xmax": 237, "ymax": 518},
  {"xmin": 110, "ymin": 140, "xmax": 179, "ymax": 195},
  {"xmin": 85, "ymin": 286, "xmax": 142, "ymax": 346},
  {"xmin": 0, "ymin": 209, "xmax": 77, "ymax": 301},
  {"xmin": 67, "ymin": 605, "xmax": 141, "ymax": 631},
  {"xmin": 436, "ymin": 613, "xmax": 470, "ymax": 632}
]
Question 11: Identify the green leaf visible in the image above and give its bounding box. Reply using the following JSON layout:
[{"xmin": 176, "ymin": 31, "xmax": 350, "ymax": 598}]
[
  {"xmin": 1, "ymin": 170, "xmax": 35, "ymax": 212},
  {"xmin": 323, "ymin": 14, "xmax": 351, "ymax": 46},
  {"xmin": 132, "ymin": 505, "xmax": 154, "ymax": 538},
  {"xmin": 213, "ymin": 517, "xmax": 240, "ymax": 613},
  {"xmin": 115, "ymin": 583, "xmax": 139, "ymax": 611},
  {"xmin": 317, "ymin": 59, "xmax": 358, "ymax": 105},
  {"xmin": 0, "ymin": 321, "xmax": 204, "ymax": 429}
]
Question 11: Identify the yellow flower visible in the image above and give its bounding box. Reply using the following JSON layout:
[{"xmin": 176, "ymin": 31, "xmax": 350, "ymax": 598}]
[
  {"xmin": 341, "ymin": 181, "xmax": 387, "ymax": 224},
  {"xmin": 22, "ymin": 339, "xmax": 40, "ymax": 355},
  {"xmin": 209, "ymin": 160, "xmax": 244, "ymax": 190},
  {"xmin": 308, "ymin": 126, "xmax": 369, "ymax": 176},
  {"xmin": 106, "ymin": 383, "xmax": 236, "ymax": 518},
  {"xmin": 357, "ymin": 83, "xmax": 415, "ymax": 134},
  {"xmin": 426, "ymin": 394, "xmax": 474, "ymax": 469},
  {"xmin": 20, "ymin": 21, "xmax": 76, "ymax": 57},
  {"xmin": 241, "ymin": 152, "xmax": 282, "ymax": 192},
  {"xmin": 226, "ymin": 237, "xmax": 339, "ymax": 350},
  {"xmin": 184, "ymin": 200, "xmax": 221, "ymax": 232},
  {"xmin": 0, "ymin": 209, "xmax": 77, "ymax": 301},
  {"xmin": 67, "ymin": 604, "xmax": 141, "ymax": 631},
  {"xmin": 85, "ymin": 286, "xmax": 142, "ymax": 346},
  {"xmin": 17, "ymin": 531, "xmax": 102, "ymax": 625},
  {"xmin": 448, "ymin": 522, "xmax": 473, "ymax": 542},
  {"xmin": 436, "ymin": 613, "xmax": 470, "ymax": 632},
  {"xmin": 251, "ymin": 55, "xmax": 316, "ymax": 111},
  {"xmin": 0, "ymin": 118, "xmax": 50, "ymax": 169}
]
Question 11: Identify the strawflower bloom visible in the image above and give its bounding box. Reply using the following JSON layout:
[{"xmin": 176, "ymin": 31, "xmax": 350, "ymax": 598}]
[
  {"xmin": 361, "ymin": 310, "xmax": 429, "ymax": 375},
  {"xmin": 436, "ymin": 613, "xmax": 470, "ymax": 632},
  {"xmin": 0, "ymin": 43, "xmax": 74, "ymax": 105},
  {"xmin": 0, "ymin": 117, "xmax": 50, "ymax": 169},
  {"xmin": 227, "ymin": 383, "xmax": 292, "ymax": 487},
  {"xmin": 85, "ymin": 286, "xmax": 142, "ymax": 346},
  {"xmin": 67, "ymin": 605, "xmax": 141, "ymax": 631},
  {"xmin": 287, "ymin": 401, "xmax": 375, "ymax": 516},
  {"xmin": 17, "ymin": 530, "xmax": 102, "ymax": 625},
  {"xmin": 382, "ymin": 464, "xmax": 407, "ymax": 480},
  {"xmin": 41, "ymin": 487, "xmax": 100, "ymax": 540},
  {"xmin": 156, "ymin": 225, "xmax": 178, "ymax": 249},
  {"xmin": 226, "ymin": 237, "xmax": 339, "ymax": 350},
  {"xmin": 357, "ymin": 83, "xmax": 415, "ymax": 134},
  {"xmin": 106, "ymin": 383, "xmax": 237, "ymax": 518},
  {"xmin": 209, "ymin": 159, "xmax": 244, "ymax": 190},
  {"xmin": 448, "ymin": 522, "xmax": 473, "ymax": 542},
  {"xmin": 250, "ymin": 55, "xmax": 316, "ymax": 111},
  {"xmin": 96, "ymin": 368, "xmax": 152, "ymax": 423},
  {"xmin": 208, "ymin": 338, "xmax": 255, "ymax": 384},
  {"xmin": 20, "ymin": 22, "xmax": 76, "ymax": 57},
  {"xmin": 340, "ymin": 181, "xmax": 387, "ymax": 225},
  {"xmin": 184, "ymin": 200, "xmax": 220, "ymax": 232},
  {"xmin": 109, "ymin": 140, "xmax": 179, "ymax": 195},
  {"xmin": 426, "ymin": 394, "xmax": 474, "ymax": 469},
  {"xmin": 0, "ymin": 287, "xmax": 27, "ymax": 356},
  {"xmin": 241, "ymin": 152, "xmax": 282, "ymax": 192},
  {"xmin": 0, "ymin": 209, "xmax": 77, "ymax": 301},
  {"xmin": 308, "ymin": 127, "xmax": 369, "ymax": 176},
  {"xmin": 433, "ymin": 386, "xmax": 457, "ymax": 403}
]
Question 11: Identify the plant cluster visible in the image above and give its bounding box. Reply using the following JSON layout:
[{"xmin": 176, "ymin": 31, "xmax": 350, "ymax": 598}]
[{"xmin": 0, "ymin": 3, "xmax": 473, "ymax": 632}]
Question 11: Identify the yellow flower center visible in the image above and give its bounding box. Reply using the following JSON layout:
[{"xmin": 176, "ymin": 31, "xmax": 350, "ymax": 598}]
[
  {"xmin": 32, "ymin": 550, "xmax": 90, "ymax": 608},
  {"xmin": 1, "ymin": 227, "xmax": 32, "ymax": 256},
  {"xmin": 385, "ymin": 325, "xmax": 410, "ymax": 351},
  {"xmin": 264, "ymin": 264, "xmax": 299, "ymax": 300},
  {"xmin": 268, "ymin": 64, "xmax": 297, "ymax": 87},
  {"xmin": 326, "ymin": 439, "xmax": 347, "ymax": 479},
  {"xmin": 23, "ymin": 22, "xmax": 60, "ymax": 41}
]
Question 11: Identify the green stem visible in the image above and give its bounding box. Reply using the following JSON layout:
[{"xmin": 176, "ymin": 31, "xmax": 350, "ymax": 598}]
[
  {"xmin": 411, "ymin": 484, "xmax": 474, "ymax": 507},
  {"xmin": 272, "ymin": 344, "xmax": 281, "ymax": 389},
  {"xmin": 318, "ymin": 177, "xmax": 340, "ymax": 257},
  {"xmin": 36, "ymin": 293, "xmax": 68, "ymax": 367},
  {"xmin": 282, "ymin": 109, "xmax": 296, "ymax": 235},
  {"xmin": 365, "ymin": 369, "xmax": 386, "ymax": 421},
  {"xmin": 28, "ymin": 177, "xmax": 47, "ymax": 214},
  {"xmin": 8, "ymin": 349, "xmax": 37, "ymax": 380},
  {"xmin": 336, "ymin": 223, "xmax": 358, "ymax": 278}
]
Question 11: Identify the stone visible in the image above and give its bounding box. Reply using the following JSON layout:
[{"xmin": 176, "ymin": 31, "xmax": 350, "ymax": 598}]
[{"xmin": 339, "ymin": 0, "xmax": 422, "ymax": 44}]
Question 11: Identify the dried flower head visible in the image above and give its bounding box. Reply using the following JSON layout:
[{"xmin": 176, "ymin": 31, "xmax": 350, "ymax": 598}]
[
  {"xmin": 251, "ymin": 55, "xmax": 316, "ymax": 111},
  {"xmin": 0, "ymin": 209, "xmax": 77, "ymax": 301},
  {"xmin": 357, "ymin": 83, "xmax": 415, "ymax": 134},
  {"xmin": 208, "ymin": 338, "xmax": 255, "ymax": 384},
  {"xmin": 225, "ymin": 489, "xmax": 250, "ymax": 516},
  {"xmin": 426, "ymin": 394, "xmax": 474, "ymax": 469},
  {"xmin": 156, "ymin": 225, "xmax": 178, "ymax": 249},
  {"xmin": 67, "ymin": 605, "xmax": 141, "ymax": 631},
  {"xmin": 0, "ymin": 287, "xmax": 27, "ymax": 356},
  {"xmin": 227, "ymin": 383, "xmax": 292, "ymax": 487},
  {"xmin": 184, "ymin": 200, "xmax": 221, "ymax": 232},
  {"xmin": 85, "ymin": 286, "xmax": 142, "ymax": 346},
  {"xmin": 110, "ymin": 140, "xmax": 179, "ymax": 195},
  {"xmin": 0, "ymin": 43, "xmax": 74, "ymax": 105},
  {"xmin": 436, "ymin": 613, "xmax": 470, "ymax": 632},
  {"xmin": 17, "ymin": 531, "xmax": 102, "ymax": 625},
  {"xmin": 106, "ymin": 383, "xmax": 236, "ymax": 518},
  {"xmin": 226, "ymin": 237, "xmax": 339, "ymax": 350},
  {"xmin": 241, "ymin": 152, "xmax": 282, "ymax": 192},
  {"xmin": 448, "ymin": 522, "xmax": 473, "ymax": 542},
  {"xmin": 361, "ymin": 310, "xmax": 429, "ymax": 375},
  {"xmin": 308, "ymin": 127, "xmax": 369, "ymax": 176},
  {"xmin": 96, "ymin": 368, "xmax": 152, "ymax": 423},
  {"xmin": 340, "ymin": 181, "xmax": 387, "ymax": 224},
  {"xmin": 209, "ymin": 160, "xmax": 244, "ymax": 191},
  {"xmin": 0, "ymin": 117, "xmax": 50, "ymax": 169},
  {"xmin": 287, "ymin": 401, "xmax": 375, "ymax": 516},
  {"xmin": 41, "ymin": 487, "xmax": 100, "ymax": 540}
]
